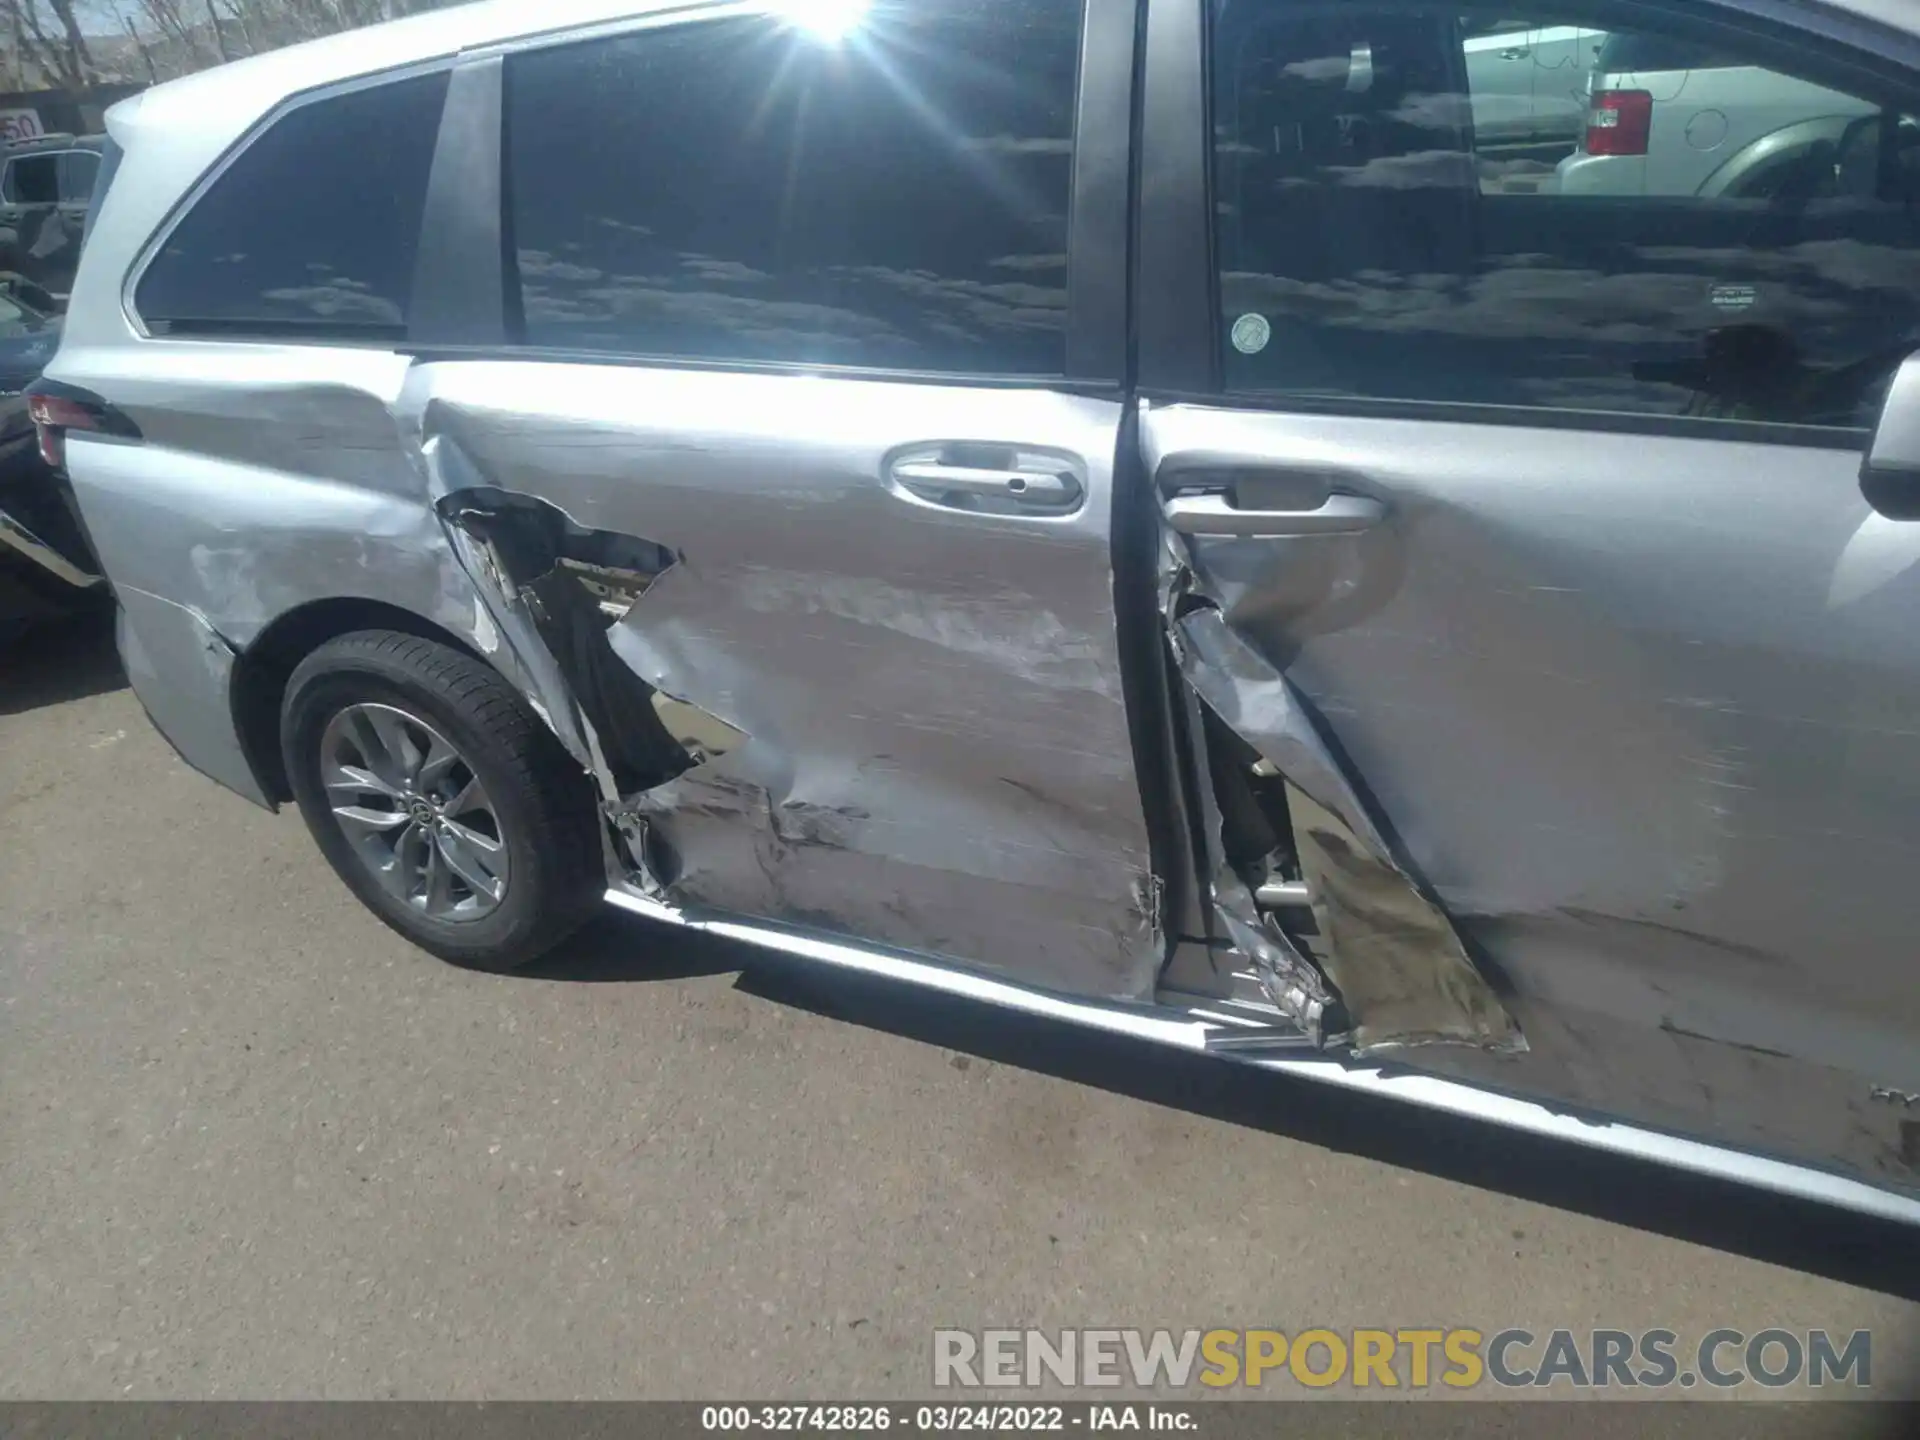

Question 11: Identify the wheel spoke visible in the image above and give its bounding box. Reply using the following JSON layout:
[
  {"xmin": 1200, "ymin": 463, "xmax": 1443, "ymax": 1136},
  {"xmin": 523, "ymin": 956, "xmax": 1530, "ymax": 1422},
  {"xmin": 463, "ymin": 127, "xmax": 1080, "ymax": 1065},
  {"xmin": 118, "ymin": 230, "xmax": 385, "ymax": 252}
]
[
  {"xmin": 436, "ymin": 822, "xmax": 504, "ymax": 901},
  {"xmin": 323, "ymin": 759, "xmax": 401, "ymax": 803},
  {"xmin": 343, "ymin": 709, "xmax": 408, "ymax": 793},
  {"xmin": 363, "ymin": 820, "xmax": 421, "ymax": 902},
  {"xmin": 417, "ymin": 734, "xmax": 463, "ymax": 795},
  {"xmin": 440, "ymin": 817, "xmax": 503, "ymax": 867},
  {"xmin": 444, "ymin": 772, "xmax": 485, "ymax": 818},
  {"xmin": 365, "ymin": 707, "xmax": 426, "ymax": 786},
  {"xmin": 332, "ymin": 803, "xmax": 409, "ymax": 838},
  {"xmin": 421, "ymin": 833, "xmax": 456, "ymax": 915}
]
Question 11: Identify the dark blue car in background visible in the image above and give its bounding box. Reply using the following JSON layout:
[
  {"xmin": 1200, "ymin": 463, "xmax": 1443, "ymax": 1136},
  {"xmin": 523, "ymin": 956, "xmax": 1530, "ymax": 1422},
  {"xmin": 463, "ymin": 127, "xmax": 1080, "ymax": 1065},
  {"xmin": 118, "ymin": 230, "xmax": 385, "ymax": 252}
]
[{"xmin": 0, "ymin": 275, "xmax": 101, "ymax": 642}]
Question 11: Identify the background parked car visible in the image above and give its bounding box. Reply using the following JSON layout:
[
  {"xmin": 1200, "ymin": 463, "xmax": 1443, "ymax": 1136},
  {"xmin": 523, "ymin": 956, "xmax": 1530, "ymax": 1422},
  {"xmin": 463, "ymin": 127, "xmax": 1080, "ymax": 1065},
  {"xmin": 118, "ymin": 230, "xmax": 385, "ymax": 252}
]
[
  {"xmin": 1464, "ymin": 15, "xmax": 1606, "ymax": 178},
  {"xmin": 1554, "ymin": 29, "xmax": 1880, "ymax": 196},
  {"xmin": 0, "ymin": 276, "xmax": 101, "ymax": 644},
  {"xmin": 0, "ymin": 134, "xmax": 106, "ymax": 304}
]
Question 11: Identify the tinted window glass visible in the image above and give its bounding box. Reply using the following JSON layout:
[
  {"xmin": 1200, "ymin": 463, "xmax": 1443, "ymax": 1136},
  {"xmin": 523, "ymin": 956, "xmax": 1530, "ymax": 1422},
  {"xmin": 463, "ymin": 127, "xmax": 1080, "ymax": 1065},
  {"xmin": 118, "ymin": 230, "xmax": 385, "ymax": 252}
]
[
  {"xmin": 137, "ymin": 72, "xmax": 448, "ymax": 340},
  {"xmin": 1212, "ymin": 3, "xmax": 1920, "ymax": 430},
  {"xmin": 505, "ymin": 0, "xmax": 1081, "ymax": 373},
  {"xmin": 5, "ymin": 154, "xmax": 58, "ymax": 205},
  {"xmin": 59, "ymin": 150, "xmax": 99, "ymax": 202}
]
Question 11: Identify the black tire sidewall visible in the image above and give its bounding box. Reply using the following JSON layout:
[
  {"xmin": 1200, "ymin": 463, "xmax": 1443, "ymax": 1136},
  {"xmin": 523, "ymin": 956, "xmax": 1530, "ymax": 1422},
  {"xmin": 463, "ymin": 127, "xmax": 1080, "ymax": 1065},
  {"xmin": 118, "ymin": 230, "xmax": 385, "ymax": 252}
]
[{"xmin": 282, "ymin": 642, "xmax": 593, "ymax": 971}]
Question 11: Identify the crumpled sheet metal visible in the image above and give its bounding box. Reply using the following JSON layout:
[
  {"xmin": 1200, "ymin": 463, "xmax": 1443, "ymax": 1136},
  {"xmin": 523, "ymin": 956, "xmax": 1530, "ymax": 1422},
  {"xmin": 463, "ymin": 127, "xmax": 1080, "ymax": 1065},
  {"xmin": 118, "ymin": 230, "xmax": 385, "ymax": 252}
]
[
  {"xmin": 408, "ymin": 373, "xmax": 1162, "ymax": 1003},
  {"xmin": 600, "ymin": 569, "xmax": 1160, "ymax": 998},
  {"xmin": 422, "ymin": 436, "xmax": 626, "ymax": 809},
  {"xmin": 1169, "ymin": 575, "xmax": 1524, "ymax": 1055},
  {"xmin": 1167, "ymin": 622, "xmax": 1333, "ymax": 1042},
  {"xmin": 1285, "ymin": 780, "xmax": 1522, "ymax": 1055},
  {"xmin": 1208, "ymin": 828, "xmax": 1335, "ymax": 1045}
]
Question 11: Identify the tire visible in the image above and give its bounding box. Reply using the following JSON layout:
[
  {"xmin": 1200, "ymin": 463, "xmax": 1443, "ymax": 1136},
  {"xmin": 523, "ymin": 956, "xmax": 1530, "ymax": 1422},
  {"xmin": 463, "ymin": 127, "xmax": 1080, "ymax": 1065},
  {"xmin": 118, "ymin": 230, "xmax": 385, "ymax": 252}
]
[{"xmin": 281, "ymin": 629, "xmax": 604, "ymax": 972}]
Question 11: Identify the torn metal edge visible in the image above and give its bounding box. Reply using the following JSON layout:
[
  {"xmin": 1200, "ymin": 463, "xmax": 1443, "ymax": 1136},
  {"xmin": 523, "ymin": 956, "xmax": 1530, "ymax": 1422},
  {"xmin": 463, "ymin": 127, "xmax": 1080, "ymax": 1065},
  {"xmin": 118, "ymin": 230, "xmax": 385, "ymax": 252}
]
[
  {"xmin": 422, "ymin": 436, "xmax": 790, "ymax": 908},
  {"xmin": 1159, "ymin": 527, "xmax": 1525, "ymax": 1056},
  {"xmin": 1172, "ymin": 646, "xmax": 1335, "ymax": 1045},
  {"xmin": 421, "ymin": 435, "xmax": 658, "ymax": 904}
]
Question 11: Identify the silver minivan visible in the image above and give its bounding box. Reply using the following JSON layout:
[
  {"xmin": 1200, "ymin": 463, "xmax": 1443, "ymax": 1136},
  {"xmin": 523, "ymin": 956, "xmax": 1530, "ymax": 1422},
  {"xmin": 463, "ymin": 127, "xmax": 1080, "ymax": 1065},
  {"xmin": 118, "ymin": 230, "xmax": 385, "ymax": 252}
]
[{"xmin": 36, "ymin": 0, "xmax": 1920, "ymax": 1222}]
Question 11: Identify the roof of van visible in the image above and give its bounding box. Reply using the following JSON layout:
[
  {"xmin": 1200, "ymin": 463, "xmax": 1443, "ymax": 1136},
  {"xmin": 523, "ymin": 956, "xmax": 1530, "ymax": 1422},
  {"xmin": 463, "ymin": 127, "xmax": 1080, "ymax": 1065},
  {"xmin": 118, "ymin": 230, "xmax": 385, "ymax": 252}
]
[
  {"xmin": 107, "ymin": 0, "xmax": 1920, "ymax": 140},
  {"xmin": 108, "ymin": 0, "xmax": 713, "ymax": 135}
]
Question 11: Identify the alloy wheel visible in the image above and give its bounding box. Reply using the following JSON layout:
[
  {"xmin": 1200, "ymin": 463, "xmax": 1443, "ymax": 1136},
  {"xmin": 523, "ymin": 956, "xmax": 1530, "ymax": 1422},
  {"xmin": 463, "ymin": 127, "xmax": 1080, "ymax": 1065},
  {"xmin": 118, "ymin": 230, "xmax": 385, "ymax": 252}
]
[{"xmin": 318, "ymin": 702, "xmax": 510, "ymax": 921}]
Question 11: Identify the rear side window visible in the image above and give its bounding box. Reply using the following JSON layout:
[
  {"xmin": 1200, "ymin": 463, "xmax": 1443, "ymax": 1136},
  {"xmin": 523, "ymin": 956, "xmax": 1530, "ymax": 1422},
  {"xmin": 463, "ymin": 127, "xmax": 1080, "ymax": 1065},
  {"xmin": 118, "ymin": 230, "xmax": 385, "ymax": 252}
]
[
  {"xmin": 503, "ymin": 0, "xmax": 1083, "ymax": 374},
  {"xmin": 4, "ymin": 153, "xmax": 59, "ymax": 205},
  {"xmin": 136, "ymin": 72, "xmax": 448, "ymax": 341}
]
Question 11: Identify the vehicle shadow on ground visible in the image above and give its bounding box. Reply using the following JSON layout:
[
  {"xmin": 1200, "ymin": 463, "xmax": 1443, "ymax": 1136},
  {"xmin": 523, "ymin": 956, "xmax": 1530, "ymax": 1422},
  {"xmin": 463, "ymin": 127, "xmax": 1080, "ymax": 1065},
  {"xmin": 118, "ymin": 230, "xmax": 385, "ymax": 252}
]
[
  {"xmin": 0, "ymin": 610, "xmax": 125, "ymax": 716},
  {"xmin": 530, "ymin": 913, "xmax": 751, "ymax": 984},
  {"xmin": 532, "ymin": 910, "xmax": 1920, "ymax": 1308}
]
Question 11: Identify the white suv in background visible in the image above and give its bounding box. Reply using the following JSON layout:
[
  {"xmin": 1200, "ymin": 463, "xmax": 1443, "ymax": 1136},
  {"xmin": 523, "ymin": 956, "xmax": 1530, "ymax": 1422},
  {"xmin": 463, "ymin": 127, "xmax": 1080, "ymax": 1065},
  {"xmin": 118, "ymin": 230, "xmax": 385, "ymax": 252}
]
[
  {"xmin": 1464, "ymin": 18, "xmax": 1606, "ymax": 158},
  {"xmin": 1554, "ymin": 28, "xmax": 1877, "ymax": 196}
]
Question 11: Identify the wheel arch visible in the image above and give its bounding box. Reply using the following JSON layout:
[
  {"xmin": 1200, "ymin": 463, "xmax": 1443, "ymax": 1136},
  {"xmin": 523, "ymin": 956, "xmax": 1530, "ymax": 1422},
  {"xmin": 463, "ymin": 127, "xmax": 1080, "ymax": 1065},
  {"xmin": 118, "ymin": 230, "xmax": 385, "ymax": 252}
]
[
  {"xmin": 1697, "ymin": 113, "xmax": 1865, "ymax": 197},
  {"xmin": 230, "ymin": 596, "xmax": 486, "ymax": 805}
]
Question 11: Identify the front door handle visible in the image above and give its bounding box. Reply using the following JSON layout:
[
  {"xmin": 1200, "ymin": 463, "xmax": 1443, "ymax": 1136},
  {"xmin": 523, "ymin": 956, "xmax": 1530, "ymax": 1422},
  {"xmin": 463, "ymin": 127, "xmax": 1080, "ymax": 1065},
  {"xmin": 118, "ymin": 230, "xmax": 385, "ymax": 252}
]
[
  {"xmin": 1163, "ymin": 491, "xmax": 1385, "ymax": 537},
  {"xmin": 892, "ymin": 459, "xmax": 1083, "ymax": 511}
]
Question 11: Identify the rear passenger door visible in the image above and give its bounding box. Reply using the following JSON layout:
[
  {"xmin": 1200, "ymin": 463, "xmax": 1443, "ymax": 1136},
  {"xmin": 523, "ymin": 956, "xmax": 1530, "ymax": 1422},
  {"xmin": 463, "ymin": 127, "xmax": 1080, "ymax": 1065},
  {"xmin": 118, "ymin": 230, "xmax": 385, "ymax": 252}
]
[
  {"xmin": 1144, "ymin": 0, "xmax": 1920, "ymax": 1185},
  {"xmin": 407, "ymin": 1, "xmax": 1160, "ymax": 1000}
]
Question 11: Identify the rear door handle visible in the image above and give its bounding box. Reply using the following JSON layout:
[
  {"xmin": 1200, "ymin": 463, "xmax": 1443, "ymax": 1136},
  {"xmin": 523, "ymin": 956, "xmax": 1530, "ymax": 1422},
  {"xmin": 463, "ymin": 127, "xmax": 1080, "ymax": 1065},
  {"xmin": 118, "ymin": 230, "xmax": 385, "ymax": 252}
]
[
  {"xmin": 1163, "ymin": 491, "xmax": 1385, "ymax": 537},
  {"xmin": 892, "ymin": 459, "xmax": 1083, "ymax": 511}
]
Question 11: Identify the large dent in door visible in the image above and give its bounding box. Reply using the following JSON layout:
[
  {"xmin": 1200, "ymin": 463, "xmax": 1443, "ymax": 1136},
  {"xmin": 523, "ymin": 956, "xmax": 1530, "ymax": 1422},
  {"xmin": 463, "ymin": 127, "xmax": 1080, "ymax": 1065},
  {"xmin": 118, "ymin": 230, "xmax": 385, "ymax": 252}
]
[{"xmin": 1165, "ymin": 536, "xmax": 1524, "ymax": 1055}]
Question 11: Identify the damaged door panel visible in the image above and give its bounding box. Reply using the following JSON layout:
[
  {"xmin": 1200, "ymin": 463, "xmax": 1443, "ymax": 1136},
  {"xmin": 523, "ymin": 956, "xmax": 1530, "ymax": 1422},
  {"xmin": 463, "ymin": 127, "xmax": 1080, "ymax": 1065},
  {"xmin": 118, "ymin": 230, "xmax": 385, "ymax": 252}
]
[
  {"xmin": 400, "ymin": 362, "xmax": 1162, "ymax": 1002},
  {"xmin": 432, "ymin": 478, "xmax": 698, "ymax": 801},
  {"xmin": 1139, "ymin": 378, "xmax": 1920, "ymax": 1186},
  {"xmin": 111, "ymin": 584, "xmax": 273, "ymax": 807},
  {"xmin": 1149, "ymin": 414, "xmax": 1526, "ymax": 1056}
]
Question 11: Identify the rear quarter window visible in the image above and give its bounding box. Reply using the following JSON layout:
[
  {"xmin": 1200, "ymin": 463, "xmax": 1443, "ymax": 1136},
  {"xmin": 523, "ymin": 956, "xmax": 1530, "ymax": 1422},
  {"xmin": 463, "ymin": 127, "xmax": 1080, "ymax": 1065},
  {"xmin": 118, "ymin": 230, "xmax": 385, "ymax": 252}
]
[{"xmin": 135, "ymin": 71, "xmax": 448, "ymax": 341}]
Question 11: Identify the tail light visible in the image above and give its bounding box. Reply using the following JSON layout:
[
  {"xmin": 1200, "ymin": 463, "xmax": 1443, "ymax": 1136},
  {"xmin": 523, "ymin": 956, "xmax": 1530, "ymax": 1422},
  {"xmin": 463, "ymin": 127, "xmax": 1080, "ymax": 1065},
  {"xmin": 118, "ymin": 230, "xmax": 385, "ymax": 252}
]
[
  {"xmin": 1585, "ymin": 89, "xmax": 1654, "ymax": 157},
  {"xmin": 27, "ymin": 393, "xmax": 94, "ymax": 469},
  {"xmin": 24, "ymin": 382, "xmax": 138, "ymax": 470}
]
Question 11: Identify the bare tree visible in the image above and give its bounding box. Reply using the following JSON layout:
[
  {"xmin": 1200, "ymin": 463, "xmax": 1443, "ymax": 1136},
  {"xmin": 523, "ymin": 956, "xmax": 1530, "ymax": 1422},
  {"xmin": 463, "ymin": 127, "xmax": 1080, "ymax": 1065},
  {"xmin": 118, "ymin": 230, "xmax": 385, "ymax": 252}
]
[
  {"xmin": 0, "ymin": 0, "xmax": 455, "ymax": 93},
  {"xmin": 0, "ymin": 0, "xmax": 101, "ymax": 89},
  {"xmin": 116, "ymin": 7, "xmax": 159, "ymax": 82},
  {"xmin": 80, "ymin": 0, "xmax": 454, "ymax": 85}
]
